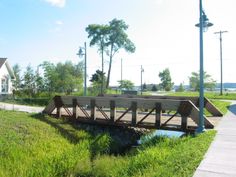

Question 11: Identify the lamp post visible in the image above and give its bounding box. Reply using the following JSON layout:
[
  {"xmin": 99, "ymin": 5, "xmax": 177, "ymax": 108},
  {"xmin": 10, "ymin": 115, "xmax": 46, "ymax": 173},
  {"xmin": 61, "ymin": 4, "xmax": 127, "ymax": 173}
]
[
  {"xmin": 195, "ymin": 0, "xmax": 213, "ymax": 133},
  {"xmin": 214, "ymin": 31, "xmax": 228, "ymax": 95},
  {"xmin": 140, "ymin": 65, "xmax": 144, "ymax": 95},
  {"xmin": 77, "ymin": 42, "xmax": 87, "ymax": 96}
]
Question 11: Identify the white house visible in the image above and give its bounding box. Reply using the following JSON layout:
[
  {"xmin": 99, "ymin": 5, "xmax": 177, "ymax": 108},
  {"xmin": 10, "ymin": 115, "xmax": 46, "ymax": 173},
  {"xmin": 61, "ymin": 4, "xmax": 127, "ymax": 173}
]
[{"xmin": 0, "ymin": 58, "xmax": 15, "ymax": 95}]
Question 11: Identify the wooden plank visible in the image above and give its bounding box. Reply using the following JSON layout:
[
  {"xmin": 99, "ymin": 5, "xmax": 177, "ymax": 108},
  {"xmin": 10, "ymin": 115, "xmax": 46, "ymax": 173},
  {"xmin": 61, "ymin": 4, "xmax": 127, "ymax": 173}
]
[
  {"xmin": 42, "ymin": 99, "xmax": 55, "ymax": 114},
  {"xmin": 204, "ymin": 98, "xmax": 223, "ymax": 116},
  {"xmin": 188, "ymin": 102, "xmax": 214, "ymax": 128}
]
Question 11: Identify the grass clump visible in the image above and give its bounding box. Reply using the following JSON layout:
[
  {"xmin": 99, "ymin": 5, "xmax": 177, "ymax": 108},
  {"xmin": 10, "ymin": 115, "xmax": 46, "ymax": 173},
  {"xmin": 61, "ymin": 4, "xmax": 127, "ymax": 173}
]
[{"xmin": 0, "ymin": 110, "xmax": 216, "ymax": 177}]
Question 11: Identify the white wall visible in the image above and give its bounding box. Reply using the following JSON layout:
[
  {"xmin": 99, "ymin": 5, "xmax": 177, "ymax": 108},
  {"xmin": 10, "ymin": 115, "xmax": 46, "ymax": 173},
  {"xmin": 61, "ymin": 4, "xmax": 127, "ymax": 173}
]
[{"xmin": 0, "ymin": 63, "xmax": 13, "ymax": 94}]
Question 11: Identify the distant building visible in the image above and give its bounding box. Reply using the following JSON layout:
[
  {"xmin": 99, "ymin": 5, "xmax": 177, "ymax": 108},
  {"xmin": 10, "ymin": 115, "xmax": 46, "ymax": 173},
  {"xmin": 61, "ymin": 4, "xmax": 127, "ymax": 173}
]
[{"xmin": 0, "ymin": 58, "xmax": 15, "ymax": 95}]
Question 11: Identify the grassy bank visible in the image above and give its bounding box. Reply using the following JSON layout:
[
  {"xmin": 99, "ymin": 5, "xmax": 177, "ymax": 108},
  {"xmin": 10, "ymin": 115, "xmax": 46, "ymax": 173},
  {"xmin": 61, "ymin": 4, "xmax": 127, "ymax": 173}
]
[
  {"xmin": 0, "ymin": 110, "xmax": 216, "ymax": 177},
  {"xmin": 168, "ymin": 91, "xmax": 236, "ymax": 100}
]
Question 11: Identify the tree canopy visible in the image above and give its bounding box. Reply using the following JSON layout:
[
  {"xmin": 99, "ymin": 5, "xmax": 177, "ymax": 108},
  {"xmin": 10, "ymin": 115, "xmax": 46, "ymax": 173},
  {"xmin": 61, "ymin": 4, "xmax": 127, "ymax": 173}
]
[
  {"xmin": 86, "ymin": 18, "xmax": 136, "ymax": 90},
  {"xmin": 189, "ymin": 71, "xmax": 216, "ymax": 91},
  {"xmin": 158, "ymin": 68, "xmax": 174, "ymax": 91},
  {"xmin": 118, "ymin": 80, "xmax": 134, "ymax": 90}
]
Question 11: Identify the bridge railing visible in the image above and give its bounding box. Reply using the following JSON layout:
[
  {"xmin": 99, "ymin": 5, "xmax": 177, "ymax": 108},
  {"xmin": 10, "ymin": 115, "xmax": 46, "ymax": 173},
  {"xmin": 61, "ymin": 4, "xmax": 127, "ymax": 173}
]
[{"xmin": 43, "ymin": 95, "xmax": 214, "ymax": 131}]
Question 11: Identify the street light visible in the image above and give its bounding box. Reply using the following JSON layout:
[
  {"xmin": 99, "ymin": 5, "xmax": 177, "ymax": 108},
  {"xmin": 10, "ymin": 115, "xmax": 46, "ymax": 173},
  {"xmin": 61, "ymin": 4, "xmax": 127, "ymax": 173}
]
[
  {"xmin": 214, "ymin": 31, "xmax": 228, "ymax": 95},
  {"xmin": 195, "ymin": 0, "xmax": 213, "ymax": 133},
  {"xmin": 77, "ymin": 42, "xmax": 87, "ymax": 96}
]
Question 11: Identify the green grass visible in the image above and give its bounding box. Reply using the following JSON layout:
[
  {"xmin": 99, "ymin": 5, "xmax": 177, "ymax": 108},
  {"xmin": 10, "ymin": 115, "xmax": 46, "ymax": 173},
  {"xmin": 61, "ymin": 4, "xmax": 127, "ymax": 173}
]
[
  {"xmin": 210, "ymin": 100, "xmax": 231, "ymax": 115},
  {"xmin": 0, "ymin": 110, "xmax": 216, "ymax": 177},
  {"xmin": 168, "ymin": 91, "xmax": 236, "ymax": 100},
  {"xmin": 167, "ymin": 91, "xmax": 232, "ymax": 115}
]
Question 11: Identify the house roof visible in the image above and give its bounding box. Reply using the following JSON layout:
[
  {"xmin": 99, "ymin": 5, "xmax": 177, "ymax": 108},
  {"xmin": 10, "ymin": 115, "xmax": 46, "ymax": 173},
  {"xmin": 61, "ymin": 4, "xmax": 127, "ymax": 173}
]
[
  {"xmin": 0, "ymin": 58, "xmax": 7, "ymax": 68},
  {"xmin": 0, "ymin": 58, "xmax": 16, "ymax": 79}
]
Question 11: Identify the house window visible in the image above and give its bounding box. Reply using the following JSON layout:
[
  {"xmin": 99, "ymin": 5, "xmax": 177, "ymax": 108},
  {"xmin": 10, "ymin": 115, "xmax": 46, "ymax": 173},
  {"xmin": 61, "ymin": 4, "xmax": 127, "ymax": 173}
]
[{"xmin": 1, "ymin": 77, "xmax": 8, "ymax": 93}]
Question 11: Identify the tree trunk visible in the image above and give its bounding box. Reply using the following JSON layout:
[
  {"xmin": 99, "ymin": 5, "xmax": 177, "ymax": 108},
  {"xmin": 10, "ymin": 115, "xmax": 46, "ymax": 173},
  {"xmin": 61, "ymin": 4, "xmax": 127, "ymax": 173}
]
[{"xmin": 106, "ymin": 44, "xmax": 113, "ymax": 89}]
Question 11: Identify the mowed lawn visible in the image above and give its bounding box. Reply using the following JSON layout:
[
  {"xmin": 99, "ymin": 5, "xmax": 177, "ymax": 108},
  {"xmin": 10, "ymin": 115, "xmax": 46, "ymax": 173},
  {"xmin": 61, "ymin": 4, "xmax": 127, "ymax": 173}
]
[{"xmin": 0, "ymin": 110, "xmax": 216, "ymax": 177}]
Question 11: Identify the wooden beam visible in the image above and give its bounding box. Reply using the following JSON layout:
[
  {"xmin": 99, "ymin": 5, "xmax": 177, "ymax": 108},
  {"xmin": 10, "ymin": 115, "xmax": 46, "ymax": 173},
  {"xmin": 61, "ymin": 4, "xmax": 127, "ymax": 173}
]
[
  {"xmin": 131, "ymin": 101, "xmax": 137, "ymax": 126},
  {"xmin": 90, "ymin": 99, "xmax": 96, "ymax": 120},
  {"xmin": 73, "ymin": 98, "xmax": 79, "ymax": 119},
  {"xmin": 110, "ymin": 100, "xmax": 116, "ymax": 122},
  {"xmin": 155, "ymin": 103, "xmax": 162, "ymax": 128}
]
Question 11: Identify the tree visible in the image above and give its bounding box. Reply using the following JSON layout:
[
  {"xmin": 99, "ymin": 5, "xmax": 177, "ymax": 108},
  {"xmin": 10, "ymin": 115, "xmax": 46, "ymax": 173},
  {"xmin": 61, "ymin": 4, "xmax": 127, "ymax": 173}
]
[
  {"xmin": 12, "ymin": 64, "xmax": 21, "ymax": 91},
  {"xmin": 86, "ymin": 19, "xmax": 136, "ymax": 90},
  {"xmin": 189, "ymin": 71, "xmax": 216, "ymax": 91},
  {"xmin": 151, "ymin": 85, "xmax": 158, "ymax": 91},
  {"xmin": 22, "ymin": 64, "xmax": 35, "ymax": 97},
  {"xmin": 34, "ymin": 65, "xmax": 45, "ymax": 94},
  {"xmin": 142, "ymin": 83, "xmax": 147, "ymax": 91},
  {"xmin": 41, "ymin": 61, "xmax": 83, "ymax": 94},
  {"xmin": 105, "ymin": 19, "xmax": 136, "ymax": 88},
  {"xmin": 86, "ymin": 24, "xmax": 110, "ymax": 93},
  {"xmin": 158, "ymin": 68, "xmax": 174, "ymax": 91},
  {"xmin": 176, "ymin": 83, "xmax": 185, "ymax": 92},
  {"xmin": 90, "ymin": 70, "xmax": 106, "ymax": 95},
  {"xmin": 118, "ymin": 80, "xmax": 134, "ymax": 90}
]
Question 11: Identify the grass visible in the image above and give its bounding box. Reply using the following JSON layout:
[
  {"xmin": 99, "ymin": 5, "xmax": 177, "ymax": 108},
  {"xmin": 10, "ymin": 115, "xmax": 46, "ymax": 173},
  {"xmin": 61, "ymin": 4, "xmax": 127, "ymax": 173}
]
[
  {"xmin": 0, "ymin": 110, "xmax": 217, "ymax": 177},
  {"xmin": 168, "ymin": 91, "xmax": 236, "ymax": 100},
  {"xmin": 166, "ymin": 91, "xmax": 232, "ymax": 115}
]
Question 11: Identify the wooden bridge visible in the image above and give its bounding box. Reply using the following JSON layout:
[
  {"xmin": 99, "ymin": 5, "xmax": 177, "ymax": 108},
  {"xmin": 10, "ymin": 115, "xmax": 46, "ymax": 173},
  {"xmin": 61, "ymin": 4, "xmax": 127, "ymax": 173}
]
[{"xmin": 43, "ymin": 95, "xmax": 222, "ymax": 132}]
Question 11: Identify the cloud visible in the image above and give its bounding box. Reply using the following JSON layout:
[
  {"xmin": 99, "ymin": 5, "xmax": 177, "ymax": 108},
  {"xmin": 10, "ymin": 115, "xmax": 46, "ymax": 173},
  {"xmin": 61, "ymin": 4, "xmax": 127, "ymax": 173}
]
[
  {"xmin": 44, "ymin": 0, "xmax": 66, "ymax": 8},
  {"xmin": 55, "ymin": 20, "xmax": 63, "ymax": 25}
]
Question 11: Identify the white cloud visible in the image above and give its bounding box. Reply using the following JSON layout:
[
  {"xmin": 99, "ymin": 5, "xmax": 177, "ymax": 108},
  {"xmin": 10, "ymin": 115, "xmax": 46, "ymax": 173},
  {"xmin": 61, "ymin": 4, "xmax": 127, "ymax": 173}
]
[
  {"xmin": 55, "ymin": 20, "xmax": 63, "ymax": 25},
  {"xmin": 44, "ymin": 0, "xmax": 66, "ymax": 8}
]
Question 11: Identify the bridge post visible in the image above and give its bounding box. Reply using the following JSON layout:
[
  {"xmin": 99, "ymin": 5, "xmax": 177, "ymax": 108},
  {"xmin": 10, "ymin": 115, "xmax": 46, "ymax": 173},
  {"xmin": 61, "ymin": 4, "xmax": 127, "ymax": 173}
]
[
  {"xmin": 90, "ymin": 99, "xmax": 96, "ymax": 120},
  {"xmin": 181, "ymin": 116, "xmax": 187, "ymax": 131},
  {"xmin": 72, "ymin": 98, "xmax": 79, "ymax": 119},
  {"xmin": 54, "ymin": 96, "xmax": 63, "ymax": 118},
  {"xmin": 178, "ymin": 101, "xmax": 192, "ymax": 131},
  {"xmin": 131, "ymin": 101, "xmax": 137, "ymax": 126},
  {"xmin": 155, "ymin": 103, "xmax": 162, "ymax": 128},
  {"xmin": 56, "ymin": 107, "xmax": 62, "ymax": 118},
  {"xmin": 110, "ymin": 100, "xmax": 116, "ymax": 122}
]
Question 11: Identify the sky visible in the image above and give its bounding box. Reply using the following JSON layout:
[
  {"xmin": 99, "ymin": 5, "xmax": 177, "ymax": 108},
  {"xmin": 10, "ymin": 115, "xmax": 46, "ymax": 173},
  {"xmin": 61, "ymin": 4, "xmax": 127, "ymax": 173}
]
[{"xmin": 0, "ymin": 0, "xmax": 235, "ymax": 86}]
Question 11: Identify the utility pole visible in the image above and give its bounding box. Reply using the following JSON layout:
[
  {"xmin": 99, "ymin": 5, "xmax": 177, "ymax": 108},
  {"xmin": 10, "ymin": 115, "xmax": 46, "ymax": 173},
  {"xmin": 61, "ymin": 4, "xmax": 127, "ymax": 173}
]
[
  {"xmin": 77, "ymin": 42, "xmax": 87, "ymax": 96},
  {"xmin": 140, "ymin": 65, "xmax": 144, "ymax": 95},
  {"xmin": 121, "ymin": 58, "xmax": 123, "ymax": 93},
  {"xmin": 214, "ymin": 31, "xmax": 228, "ymax": 95}
]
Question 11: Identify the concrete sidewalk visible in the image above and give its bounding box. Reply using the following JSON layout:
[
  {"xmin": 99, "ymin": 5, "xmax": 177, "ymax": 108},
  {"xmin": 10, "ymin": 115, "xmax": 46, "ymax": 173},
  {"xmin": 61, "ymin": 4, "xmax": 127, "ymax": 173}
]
[
  {"xmin": 0, "ymin": 102, "xmax": 44, "ymax": 113},
  {"xmin": 194, "ymin": 101, "xmax": 236, "ymax": 177}
]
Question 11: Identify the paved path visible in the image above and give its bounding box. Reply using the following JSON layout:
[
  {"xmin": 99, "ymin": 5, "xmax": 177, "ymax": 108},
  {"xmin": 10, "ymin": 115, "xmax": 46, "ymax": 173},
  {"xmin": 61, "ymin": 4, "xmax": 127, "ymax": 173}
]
[
  {"xmin": 194, "ymin": 101, "xmax": 236, "ymax": 177},
  {"xmin": 0, "ymin": 102, "xmax": 44, "ymax": 113}
]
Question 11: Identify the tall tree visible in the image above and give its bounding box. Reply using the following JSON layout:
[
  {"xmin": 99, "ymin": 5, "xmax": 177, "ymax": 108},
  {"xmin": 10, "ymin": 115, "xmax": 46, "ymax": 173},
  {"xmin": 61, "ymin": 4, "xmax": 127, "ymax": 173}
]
[
  {"xmin": 158, "ymin": 68, "xmax": 174, "ymax": 91},
  {"xmin": 12, "ymin": 64, "xmax": 21, "ymax": 91},
  {"xmin": 105, "ymin": 19, "xmax": 135, "ymax": 88},
  {"xmin": 35, "ymin": 65, "xmax": 44, "ymax": 94},
  {"xmin": 22, "ymin": 64, "xmax": 35, "ymax": 97},
  {"xmin": 86, "ymin": 24, "xmax": 110, "ymax": 93},
  {"xmin": 189, "ymin": 71, "xmax": 216, "ymax": 91},
  {"xmin": 86, "ymin": 19, "xmax": 136, "ymax": 90}
]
